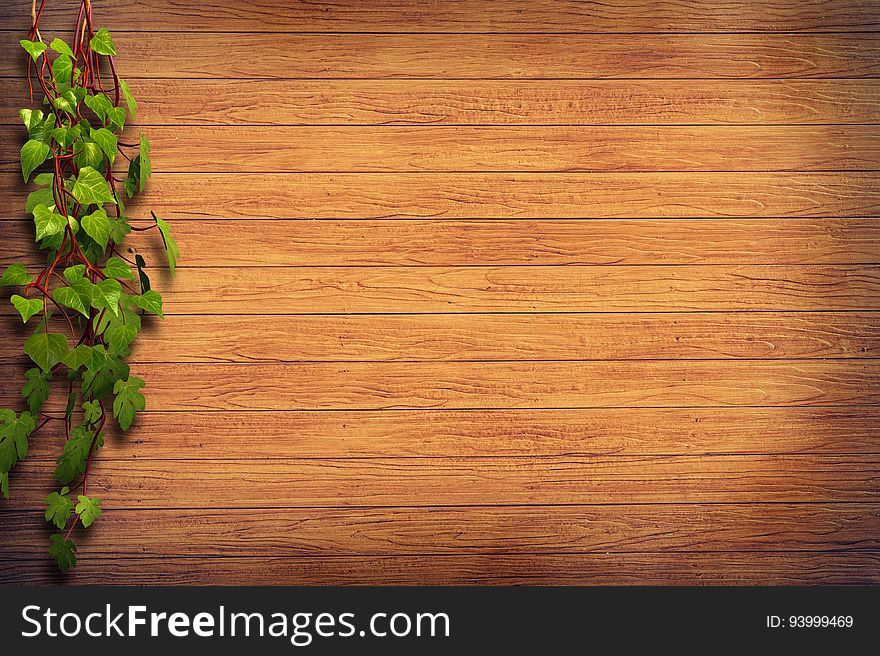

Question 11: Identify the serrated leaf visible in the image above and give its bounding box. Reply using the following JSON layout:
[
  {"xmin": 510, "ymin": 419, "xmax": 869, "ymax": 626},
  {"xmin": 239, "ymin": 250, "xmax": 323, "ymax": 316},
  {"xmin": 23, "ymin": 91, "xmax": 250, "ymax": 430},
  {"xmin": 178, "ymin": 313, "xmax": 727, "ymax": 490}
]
[
  {"xmin": 53, "ymin": 424, "xmax": 102, "ymax": 484},
  {"xmin": 104, "ymin": 307, "xmax": 141, "ymax": 356},
  {"xmin": 49, "ymin": 533, "xmax": 77, "ymax": 571},
  {"xmin": 23, "ymin": 368, "xmax": 51, "ymax": 415},
  {"xmin": 21, "ymin": 139, "xmax": 49, "ymax": 182},
  {"xmin": 24, "ymin": 331, "xmax": 69, "ymax": 373},
  {"xmin": 82, "ymin": 400, "xmax": 102, "ymax": 425},
  {"xmin": 103, "ymin": 256, "xmax": 135, "ymax": 280},
  {"xmin": 0, "ymin": 410, "xmax": 35, "ymax": 471},
  {"xmin": 62, "ymin": 345, "xmax": 94, "ymax": 371},
  {"xmin": 131, "ymin": 289, "xmax": 163, "ymax": 318},
  {"xmin": 89, "ymin": 127, "xmax": 117, "ymax": 164},
  {"xmin": 20, "ymin": 39, "xmax": 46, "ymax": 61},
  {"xmin": 81, "ymin": 208, "xmax": 112, "ymax": 249},
  {"xmin": 32, "ymin": 204, "xmax": 67, "ymax": 241},
  {"xmin": 153, "ymin": 213, "xmax": 178, "ymax": 273},
  {"xmin": 90, "ymin": 28, "xmax": 116, "ymax": 56},
  {"xmin": 1, "ymin": 264, "xmax": 33, "ymax": 286},
  {"xmin": 72, "ymin": 167, "xmax": 115, "ymax": 207},
  {"xmin": 45, "ymin": 487, "xmax": 73, "ymax": 529},
  {"xmin": 10, "ymin": 295, "xmax": 43, "ymax": 323},
  {"xmin": 75, "ymin": 494, "xmax": 102, "ymax": 528},
  {"xmin": 119, "ymin": 79, "xmax": 137, "ymax": 118},
  {"xmin": 49, "ymin": 38, "xmax": 74, "ymax": 58},
  {"xmin": 113, "ymin": 377, "xmax": 145, "ymax": 430}
]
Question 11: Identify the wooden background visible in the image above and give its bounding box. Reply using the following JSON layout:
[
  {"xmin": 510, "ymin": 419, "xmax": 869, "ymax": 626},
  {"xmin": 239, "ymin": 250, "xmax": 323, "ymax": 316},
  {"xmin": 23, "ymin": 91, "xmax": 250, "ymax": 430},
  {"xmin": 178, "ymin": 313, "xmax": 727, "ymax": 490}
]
[{"xmin": 1, "ymin": 0, "xmax": 880, "ymax": 584}]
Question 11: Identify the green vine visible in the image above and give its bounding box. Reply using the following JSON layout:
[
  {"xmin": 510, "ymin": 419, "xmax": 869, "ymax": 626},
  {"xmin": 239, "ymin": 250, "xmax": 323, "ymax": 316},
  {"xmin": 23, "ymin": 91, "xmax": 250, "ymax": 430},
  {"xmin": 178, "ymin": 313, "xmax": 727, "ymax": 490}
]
[{"xmin": 1, "ymin": 0, "xmax": 177, "ymax": 571}]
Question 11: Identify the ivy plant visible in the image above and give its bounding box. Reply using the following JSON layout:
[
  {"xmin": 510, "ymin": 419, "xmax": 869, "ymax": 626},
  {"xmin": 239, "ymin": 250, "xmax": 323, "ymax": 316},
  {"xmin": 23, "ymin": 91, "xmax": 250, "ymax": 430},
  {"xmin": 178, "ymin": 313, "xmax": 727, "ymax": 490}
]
[{"xmin": 2, "ymin": 0, "xmax": 177, "ymax": 571}]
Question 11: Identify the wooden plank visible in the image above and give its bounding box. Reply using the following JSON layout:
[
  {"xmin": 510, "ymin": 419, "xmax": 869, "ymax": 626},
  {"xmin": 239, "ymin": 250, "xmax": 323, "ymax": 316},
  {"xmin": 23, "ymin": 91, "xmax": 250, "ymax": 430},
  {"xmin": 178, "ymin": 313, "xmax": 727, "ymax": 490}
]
[
  {"xmin": 6, "ymin": 454, "xmax": 879, "ymax": 507},
  {"xmin": 6, "ymin": 264, "xmax": 877, "ymax": 314},
  {"xmin": 2, "ymin": 0, "xmax": 877, "ymax": 33},
  {"xmin": 7, "ymin": 219, "xmax": 880, "ymax": 267},
  {"xmin": 3, "ymin": 552, "xmax": 877, "ymax": 585},
  {"xmin": 6, "ymin": 173, "xmax": 880, "ymax": 220},
  {"xmin": 4, "ymin": 34, "xmax": 880, "ymax": 79},
  {"xmin": 4, "ymin": 80, "xmax": 880, "ymax": 126},
  {"xmin": 19, "ymin": 407, "xmax": 880, "ymax": 460},
  {"xmin": 3, "ymin": 504, "xmax": 878, "ymax": 557},
  {"xmin": 4, "ymin": 265, "xmax": 879, "ymax": 314},
  {"xmin": 7, "ymin": 126, "xmax": 880, "ymax": 173},
  {"xmin": 4, "ymin": 312, "xmax": 879, "ymax": 362},
  {"xmin": 3, "ymin": 360, "xmax": 879, "ymax": 410}
]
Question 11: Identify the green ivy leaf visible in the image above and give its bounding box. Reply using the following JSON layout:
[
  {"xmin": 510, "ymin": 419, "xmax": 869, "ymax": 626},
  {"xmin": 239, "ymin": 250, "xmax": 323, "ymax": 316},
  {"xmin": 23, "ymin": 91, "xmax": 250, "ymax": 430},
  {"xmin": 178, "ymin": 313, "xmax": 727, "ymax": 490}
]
[
  {"xmin": 54, "ymin": 284, "xmax": 90, "ymax": 318},
  {"xmin": 82, "ymin": 346, "xmax": 129, "ymax": 400},
  {"xmin": 103, "ymin": 307, "xmax": 141, "ymax": 356},
  {"xmin": 75, "ymin": 494, "xmax": 102, "ymax": 528},
  {"xmin": 19, "ymin": 108, "xmax": 44, "ymax": 132},
  {"xmin": 81, "ymin": 208, "xmax": 112, "ymax": 249},
  {"xmin": 10, "ymin": 295, "xmax": 43, "ymax": 323},
  {"xmin": 26, "ymin": 187, "xmax": 55, "ymax": 215},
  {"xmin": 45, "ymin": 487, "xmax": 74, "ymax": 529},
  {"xmin": 103, "ymin": 256, "xmax": 135, "ymax": 280},
  {"xmin": 90, "ymin": 28, "xmax": 116, "ymax": 56},
  {"xmin": 90, "ymin": 278, "xmax": 123, "ymax": 317},
  {"xmin": 82, "ymin": 400, "xmax": 102, "ymax": 425},
  {"xmin": 54, "ymin": 424, "xmax": 103, "ymax": 484},
  {"xmin": 110, "ymin": 215, "xmax": 132, "ymax": 245},
  {"xmin": 83, "ymin": 93, "xmax": 112, "ymax": 122},
  {"xmin": 131, "ymin": 289, "xmax": 163, "ymax": 318},
  {"xmin": 113, "ymin": 377, "xmax": 145, "ymax": 430},
  {"xmin": 0, "ymin": 409, "xmax": 35, "ymax": 471},
  {"xmin": 73, "ymin": 140, "xmax": 104, "ymax": 170},
  {"xmin": 24, "ymin": 331, "xmax": 69, "ymax": 373},
  {"xmin": 72, "ymin": 167, "xmax": 116, "ymax": 207},
  {"xmin": 119, "ymin": 79, "xmax": 137, "ymax": 118},
  {"xmin": 1, "ymin": 264, "xmax": 33, "ymax": 286},
  {"xmin": 62, "ymin": 345, "xmax": 94, "ymax": 371},
  {"xmin": 153, "ymin": 213, "xmax": 179, "ymax": 273},
  {"xmin": 107, "ymin": 106, "xmax": 125, "ymax": 131},
  {"xmin": 33, "ymin": 204, "xmax": 67, "ymax": 241},
  {"xmin": 49, "ymin": 533, "xmax": 77, "ymax": 572},
  {"xmin": 52, "ymin": 55, "xmax": 73, "ymax": 87},
  {"xmin": 139, "ymin": 134, "xmax": 152, "ymax": 191},
  {"xmin": 53, "ymin": 90, "xmax": 77, "ymax": 114},
  {"xmin": 20, "ymin": 39, "xmax": 46, "ymax": 61},
  {"xmin": 49, "ymin": 38, "xmax": 74, "ymax": 58},
  {"xmin": 90, "ymin": 127, "xmax": 117, "ymax": 164},
  {"xmin": 21, "ymin": 139, "xmax": 50, "ymax": 182},
  {"xmin": 22, "ymin": 368, "xmax": 51, "ymax": 415}
]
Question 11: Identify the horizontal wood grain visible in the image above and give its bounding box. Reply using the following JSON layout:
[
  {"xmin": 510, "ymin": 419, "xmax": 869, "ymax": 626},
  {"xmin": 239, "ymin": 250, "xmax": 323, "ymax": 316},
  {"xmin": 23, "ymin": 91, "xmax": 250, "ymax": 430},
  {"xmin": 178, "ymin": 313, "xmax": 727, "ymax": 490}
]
[
  {"xmin": 6, "ymin": 454, "xmax": 879, "ymax": 506},
  {"xmin": 5, "ymin": 80, "xmax": 880, "ymax": 125},
  {"xmin": 6, "ymin": 264, "xmax": 874, "ymax": 314},
  {"xmin": 3, "ymin": 360, "xmax": 879, "ymax": 410},
  {"xmin": 6, "ymin": 172, "xmax": 880, "ymax": 220},
  {"xmin": 2, "ymin": 0, "xmax": 876, "ymax": 33},
  {"xmin": 7, "ymin": 218, "xmax": 880, "ymax": 266},
  {"xmin": 20, "ymin": 407, "xmax": 880, "ymax": 460},
  {"xmin": 3, "ymin": 265, "xmax": 879, "ymax": 314},
  {"xmin": 5, "ymin": 33, "xmax": 880, "ymax": 79},
  {"xmin": 8, "ymin": 125, "xmax": 880, "ymax": 172},
  {"xmin": 4, "ymin": 552, "xmax": 877, "ymax": 585},
  {"xmin": 4, "ymin": 312, "xmax": 879, "ymax": 362},
  {"xmin": 3, "ymin": 504, "xmax": 877, "ymax": 557}
]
